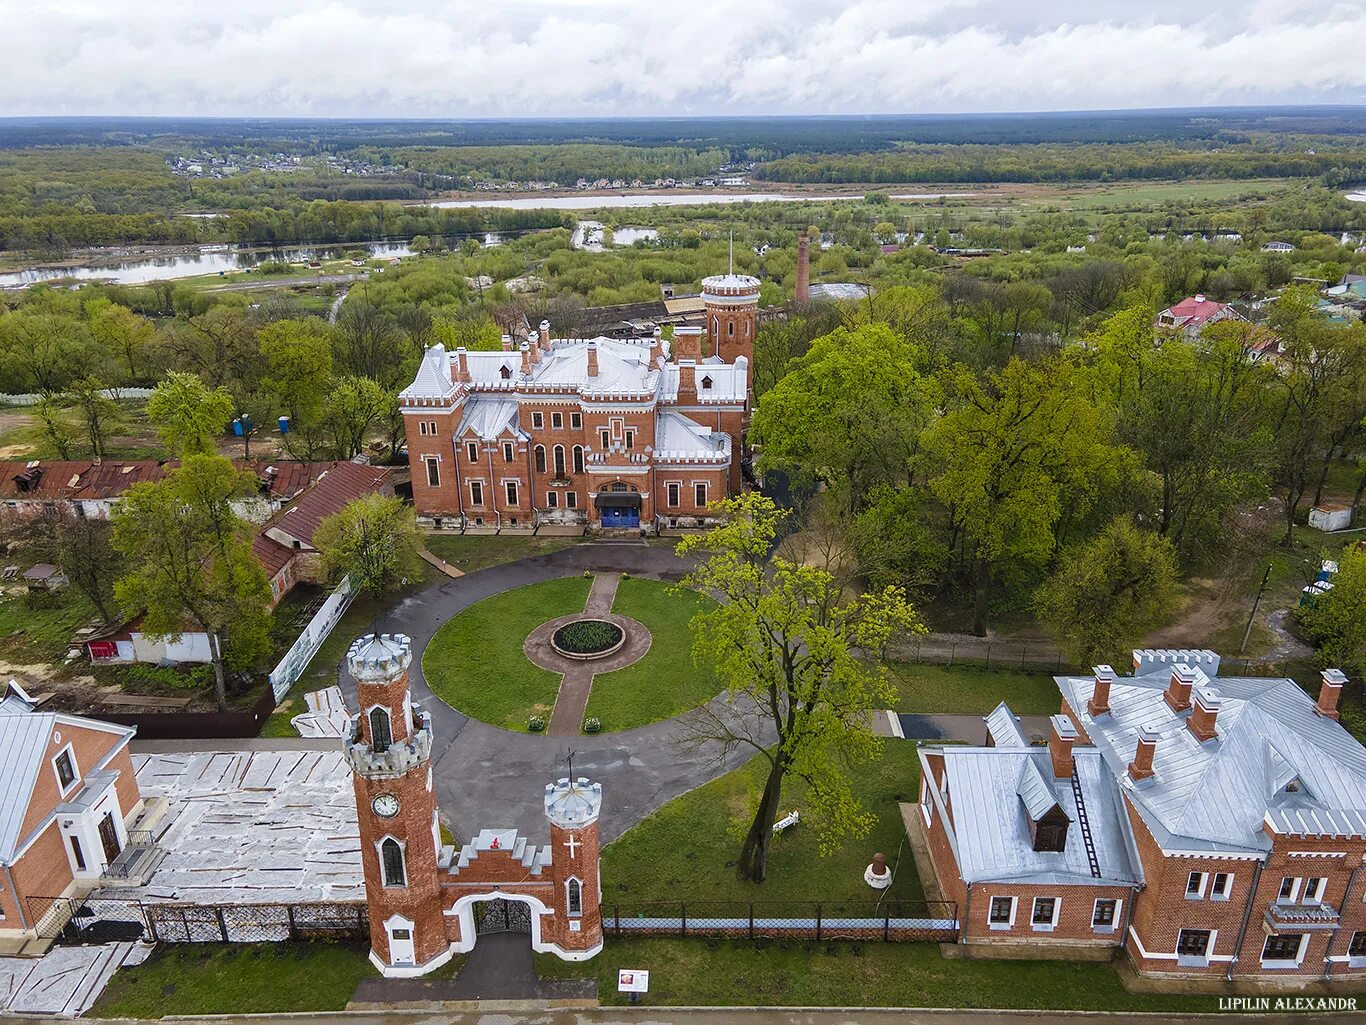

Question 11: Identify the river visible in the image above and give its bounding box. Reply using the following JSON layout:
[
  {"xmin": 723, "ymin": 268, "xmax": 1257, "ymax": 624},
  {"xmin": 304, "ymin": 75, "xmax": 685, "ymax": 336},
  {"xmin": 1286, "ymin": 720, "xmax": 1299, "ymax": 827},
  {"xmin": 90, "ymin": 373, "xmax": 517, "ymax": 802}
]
[{"xmin": 426, "ymin": 190, "xmax": 973, "ymax": 210}]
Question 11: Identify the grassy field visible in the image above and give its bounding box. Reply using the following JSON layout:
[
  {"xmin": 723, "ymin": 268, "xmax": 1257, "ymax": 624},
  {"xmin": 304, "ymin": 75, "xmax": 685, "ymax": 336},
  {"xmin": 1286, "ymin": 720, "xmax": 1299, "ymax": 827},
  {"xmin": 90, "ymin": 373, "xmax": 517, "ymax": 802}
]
[
  {"xmin": 423, "ymin": 533, "xmax": 582, "ymax": 575},
  {"xmin": 584, "ymin": 576, "xmax": 722, "ymax": 731},
  {"xmin": 0, "ymin": 590, "xmax": 98, "ymax": 661},
  {"xmin": 602, "ymin": 741, "xmax": 925, "ymax": 906},
  {"xmin": 888, "ymin": 663, "xmax": 1059, "ymax": 715},
  {"xmin": 91, "ymin": 942, "xmax": 378, "ymax": 1017},
  {"xmin": 534, "ymin": 938, "xmax": 1207, "ymax": 1011},
  {"xmin": 422, "ymin": 575, "xmax": 592, "ymax": 730},
  {"xmin": 1021, "ymin": 178, "xmax": 1292, "ymax": 211}
]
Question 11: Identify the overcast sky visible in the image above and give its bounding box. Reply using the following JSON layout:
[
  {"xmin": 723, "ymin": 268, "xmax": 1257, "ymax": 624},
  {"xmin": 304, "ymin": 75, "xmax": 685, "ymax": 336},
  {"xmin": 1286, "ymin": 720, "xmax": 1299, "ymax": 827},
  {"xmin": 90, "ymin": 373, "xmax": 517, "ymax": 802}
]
[{"xmin": 4, "ymin": 0, "xmax": 1365, "ymax": 118}]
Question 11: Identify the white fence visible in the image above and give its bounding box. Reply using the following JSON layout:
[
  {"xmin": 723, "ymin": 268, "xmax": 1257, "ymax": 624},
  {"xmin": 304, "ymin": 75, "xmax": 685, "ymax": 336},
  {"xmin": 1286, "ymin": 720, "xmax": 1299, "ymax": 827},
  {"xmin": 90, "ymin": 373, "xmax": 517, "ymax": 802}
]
[
  {"xmin": 0, "ymin": 387, "xmax": 155, "ymax": 407},
  {"xmin": 268, "ymin": 575, "xmax": 358, "ymax": 700}
]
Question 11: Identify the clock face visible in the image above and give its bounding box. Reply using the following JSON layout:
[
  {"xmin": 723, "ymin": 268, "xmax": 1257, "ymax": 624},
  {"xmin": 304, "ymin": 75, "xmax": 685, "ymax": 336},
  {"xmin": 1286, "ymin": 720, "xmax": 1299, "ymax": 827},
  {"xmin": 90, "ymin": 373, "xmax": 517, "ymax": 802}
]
[{"xmin": 372, "ymin": 793, "xmax": 400, "ymax": 818}]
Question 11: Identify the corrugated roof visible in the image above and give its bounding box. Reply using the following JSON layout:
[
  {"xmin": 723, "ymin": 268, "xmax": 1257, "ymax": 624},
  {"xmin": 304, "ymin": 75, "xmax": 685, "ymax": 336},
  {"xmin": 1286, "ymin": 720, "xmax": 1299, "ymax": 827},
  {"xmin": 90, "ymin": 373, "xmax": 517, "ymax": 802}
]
[
  {"xmin": 984, "ymin": 701, "xmax": 1028, "ymax": 748},
  {"xmin": 654, "ymin": 412, "xmax": 730, "ymax": 462},
  {"xmin": 1058, "ymin": 659, "xmax": 1366, "ymax": 851},
  {"xmin": 455, "ymin": 397, "xmax": 522, "ymax": 441},
  {"xmin": 268, "ymin": 463, "xmax": 392, "ymax": 549},
  {"xmin": 0, "ymin": 459, "xmax": 335, "ymax": 504}
]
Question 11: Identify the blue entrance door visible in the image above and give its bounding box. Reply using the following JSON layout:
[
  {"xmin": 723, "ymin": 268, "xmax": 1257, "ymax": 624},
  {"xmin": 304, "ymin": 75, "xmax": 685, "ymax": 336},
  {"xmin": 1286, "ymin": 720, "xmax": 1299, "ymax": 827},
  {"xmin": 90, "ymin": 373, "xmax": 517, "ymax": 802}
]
[{"xmin": 600, "ymin": 505, "xmax": 640, "ymax": 528}]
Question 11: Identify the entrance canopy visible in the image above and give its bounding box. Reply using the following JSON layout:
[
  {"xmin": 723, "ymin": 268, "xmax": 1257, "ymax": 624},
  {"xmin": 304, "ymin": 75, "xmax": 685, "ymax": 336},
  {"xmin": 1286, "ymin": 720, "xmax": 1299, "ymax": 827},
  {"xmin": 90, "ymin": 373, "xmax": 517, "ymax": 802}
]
[{"xmin": 594, "ymin": 492, "xmax": 642, "ymax": 509}]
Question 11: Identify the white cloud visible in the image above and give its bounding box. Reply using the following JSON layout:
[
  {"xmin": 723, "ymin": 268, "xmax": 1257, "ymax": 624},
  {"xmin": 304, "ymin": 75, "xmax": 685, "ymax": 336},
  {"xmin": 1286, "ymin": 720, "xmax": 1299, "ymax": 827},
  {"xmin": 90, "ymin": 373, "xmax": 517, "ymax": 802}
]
[{"xmin": 0, "ymin": 0, "xmax": 1362, "ymax": 116}]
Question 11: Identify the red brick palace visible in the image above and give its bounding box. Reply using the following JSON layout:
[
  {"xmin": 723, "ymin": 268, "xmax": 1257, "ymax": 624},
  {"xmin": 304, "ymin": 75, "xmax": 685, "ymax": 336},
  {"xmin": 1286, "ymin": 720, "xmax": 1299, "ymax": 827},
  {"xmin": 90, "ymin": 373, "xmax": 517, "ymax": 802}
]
[{"xmin": 399, "ymin": 272, "xmax": 759, "ymax": 532}]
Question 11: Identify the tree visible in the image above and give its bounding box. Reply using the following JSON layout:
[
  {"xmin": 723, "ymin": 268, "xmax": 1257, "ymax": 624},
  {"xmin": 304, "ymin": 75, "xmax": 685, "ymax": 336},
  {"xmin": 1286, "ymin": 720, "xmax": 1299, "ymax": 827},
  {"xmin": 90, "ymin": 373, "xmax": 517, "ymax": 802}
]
[
  {"xmin": 314, "ymin": 493, "xmax": 423, "ymax": 600},
  {"xmin": 32, "ymin": 395, "xmax": 78, "ymax": 459},
  {"xmin": 112, "ymin": 455, "xmax": 272, "ymax": 711},
  {"xmin": 260, "ymin": 318, "xmax": 334, "ymax": 431},
  {"xmin": 676, "ymin": 494, "xmax": 922, "ymax": 882},
  {"xmin": 927, "ymin": 357, "xmax": 1116, "ymax": 636},
  {"xmin": 0, "ymin": 310, "xmax": 102, "ymax": 393},
  {"xmin": 87, "ymin": 301, "xmax": 155, "ymax": 385},
  {"xmin": 323, "ymin": 376, "xmax": 388, "ymax": 459},
  {"xmin": 749, "ymin": 324, "xmax": 940, "ymax": 512},
  {"xmin": 146, "ymin": 371, "xmax": 235, "ymax": 457},
  {"xmin": 1299, "ymin": 544, "xmax": 1366, "ymax": 685},
  {"xmin": 47, "ymin": 514, "xmax": 123, "ymax": 625},
  {"xmin": 1034, "ymin": 517, "xmax": 1181, "ymax": 667},
  {"xmin": 65, "ymin": 376, "xmax": 120, "ymax": 458}
]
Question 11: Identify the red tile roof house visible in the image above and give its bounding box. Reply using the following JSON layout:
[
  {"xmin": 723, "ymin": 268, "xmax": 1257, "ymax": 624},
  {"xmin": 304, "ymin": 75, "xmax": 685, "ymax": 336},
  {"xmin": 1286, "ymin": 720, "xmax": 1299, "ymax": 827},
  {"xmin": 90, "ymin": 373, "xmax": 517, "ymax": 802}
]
[
  {"xmin": 86, "ymin": 462, "xmax": 392, "ymax": 666},
  {"xmin": 1155, "ymin": 296, "xmax": 1246, "ymax": 339},
  {"xmin": 918, "ymin": 649, "xmax": 1366, "ymax": 984},
  {"xmin": 0, "ymin": 681, "xmax": 148, "ymax": 946}
]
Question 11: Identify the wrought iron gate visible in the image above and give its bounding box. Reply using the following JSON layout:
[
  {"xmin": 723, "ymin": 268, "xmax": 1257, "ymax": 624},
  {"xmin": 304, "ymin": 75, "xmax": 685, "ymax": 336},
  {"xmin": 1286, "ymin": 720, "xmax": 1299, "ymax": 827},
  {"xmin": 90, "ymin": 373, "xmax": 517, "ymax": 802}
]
[{"xmin": 476, "ymin": 898, "xmax": 532, "ymax": 935}]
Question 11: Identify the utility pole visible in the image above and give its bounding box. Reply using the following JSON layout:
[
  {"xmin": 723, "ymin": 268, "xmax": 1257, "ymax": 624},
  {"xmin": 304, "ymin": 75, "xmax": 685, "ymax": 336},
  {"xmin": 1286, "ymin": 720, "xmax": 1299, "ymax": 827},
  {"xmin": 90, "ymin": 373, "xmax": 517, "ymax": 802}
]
[{"xmin": 1239, "ymin": 564, "xmax": 1273, "ymax": 654}]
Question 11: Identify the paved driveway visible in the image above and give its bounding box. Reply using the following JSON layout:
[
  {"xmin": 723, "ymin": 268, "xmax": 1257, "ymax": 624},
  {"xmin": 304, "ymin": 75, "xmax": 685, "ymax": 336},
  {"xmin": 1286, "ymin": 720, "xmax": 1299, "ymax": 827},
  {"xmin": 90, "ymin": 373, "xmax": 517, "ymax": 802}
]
[{"xmin": 341, "ymin": 540, "xmax": 768, "ymax": 844}]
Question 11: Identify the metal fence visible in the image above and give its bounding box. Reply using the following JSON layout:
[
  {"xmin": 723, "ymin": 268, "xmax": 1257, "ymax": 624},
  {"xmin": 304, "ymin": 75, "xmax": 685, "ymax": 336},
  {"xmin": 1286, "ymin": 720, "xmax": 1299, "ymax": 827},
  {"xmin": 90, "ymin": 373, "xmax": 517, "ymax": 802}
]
[
  {"xmin": 28, "ymin": 896, "xmax": 368, "ymax": 946},
  {"xmin": 0, "ymin": 387, "xmax": 155, "ymax": 407},
  {"xmin": 268, "ymin": 574, "xmax": 356, "ymax": 701},
  {"xmin": 604, "ymin": 900, "xmax": 958, "ymax": 943}
]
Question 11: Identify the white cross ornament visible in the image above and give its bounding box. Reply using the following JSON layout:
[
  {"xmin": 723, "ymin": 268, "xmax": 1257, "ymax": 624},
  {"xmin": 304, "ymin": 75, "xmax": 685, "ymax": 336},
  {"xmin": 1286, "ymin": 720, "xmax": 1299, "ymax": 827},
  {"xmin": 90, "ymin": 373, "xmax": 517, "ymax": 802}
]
[{"xmin": 564, "ymin": 833, "xmax": 581, "ymax": 859}]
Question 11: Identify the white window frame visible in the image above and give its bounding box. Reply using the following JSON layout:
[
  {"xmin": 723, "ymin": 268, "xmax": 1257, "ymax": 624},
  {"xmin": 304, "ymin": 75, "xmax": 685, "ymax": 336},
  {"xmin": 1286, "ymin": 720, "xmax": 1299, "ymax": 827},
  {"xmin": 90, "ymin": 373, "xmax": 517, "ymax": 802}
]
[
  {"xmin": 547, "ymin": 491, "xmax": 558, "ymax": 509},
  {"xmin": 502, "ymin": 441, "xmax": 514, "ymax": 462},
  {"xmin": 1260, "ymin": 932, "xmax": 1309, "ymax": 969},
  {"xmin": 572, "ymin": 446, "xmax": 584, "ymax": 474},
  {"xmin": 570, "ymin": 412, "xmax": 582, "ymax": 429},
  {"xmin": 531, "ymin": 412, "xmax": 544, "ymax": 429},
  {"xmin": 566, "ymin": 491, "xmax": 578, "ymax": 510},
  {"xmin": 666, "ymin": 481, "xmax": 681, "ymax": 508},
  {"xmin": 534, "ymin": 445, "xmax": 546, "ymax": 473},
  {"xmin": 469, "ymin": 480, "xmax": 485, "ymax": 506},
  {"xmin": 1030, "ymin": 896, "xmax": 1060, "ymax": 932},
  {"xmin": 424, "ymin": 456, "xmax": 440, "ymax": 488},
  {"xmin": 552, "ymin": 411, "xmax": 563, "ymax": 429},
  {"xmin": 987, "ymin": 895, "xmax": 1017, "ymax": 931},
  {"xmin": 554, "ymin": 445, "xmax": 566, "ymax": 476},
  {"xmin": 566, "ymin": 876, "xmax": 584, "ymax": 918},
  {"xmin": 377, "ymin": 836, "xmax": 407, "ymax": 888},
  {"xmin": 466, "ymin": 441, "xmax": 479, "ymax": 463},
  {"xmin": 1176, "ymin": 927, "xmax": 1217, "ymax": 967},
  {"xmin": 609, "ymin": 417, "xmax": 624, "ymax": 440},
  {"xmin": 1210, "ymin": 871, "xmax": 1233, "ymax": 902},
  {"xmin": 51, "ymin": 744, "xmax": 79, "ymax": 797},
  {"xmin": 427, "ymin": 421, "xmax": 438, "ymax": 436},
  {"xmin": 1347, "ymin": 929, "xmax": 1366, "ymax": 968},
  {"xmin": 1303, "ymin": 877, "xmax": 1327, "ymax": 904},
  {"xmin": 504, "ymin": 480, "xmax": 519, "ymax": 506},
  {"xmin": 1185, "ymin": 871, "xmax": 1207, "ymax": 900},
  {"xmin": 1277, "ymin": 876, "xmax": 1301, "ymax": 904},
  {"xmin": 418, "ymin": 421, "xmax": 429, "ymax": 436},
  {"xmin": 918, "ymin": 776, "xmax": 932, "ymax": 827},
  {"xmin": 1092, "ymin": 897, "xmax": 1121, "ymax": 933}
]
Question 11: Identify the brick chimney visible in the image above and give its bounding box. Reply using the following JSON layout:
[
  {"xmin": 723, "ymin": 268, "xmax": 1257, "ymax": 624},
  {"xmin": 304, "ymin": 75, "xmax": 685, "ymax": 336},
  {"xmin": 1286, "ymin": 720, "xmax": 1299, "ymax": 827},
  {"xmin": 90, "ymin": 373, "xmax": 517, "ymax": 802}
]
[
  {"xmin": 1187, "ymin": 685, "xmax": 1221, "ymax": 742},
  {"xmin": 673, "ymin": 326, "xmax": 703, "ymax": 363},
  {"xmin": 528, "ymin": 328, "xmax": 542, "ymax": 364},
  {"xmin": 678, "ymin": 360, "xmax": 697, "ymax": 402},
  {"xmin": 1049, "ymin": 715, "xmax": 1078, "ymax": 779},
  {"xmin": 455, "ymin": 347, "xmax": 470, "ymax": 382},
  {"xmin": 794, "ymin": 233, "xmax": 810, "ymax": 306},
  {"xmin": 1317, "ymin": 668, "xmax": 1347, "ymax": 720},
  {"xmin": 539, "ymin": 320, "xmax": 552, "ymax": 352},
  {"xmin": 1127, "ymin": 727, "xmax": 1159, "ymax": 783},
  {"xmin": 650, "ymin": 326, "xmax": 663, "ymax": 366},
  {"xmin": 1164, "ymin": 663, "xmax": 1198, "ymax": 713},
  {"xmin": 586, "ymin": 340, "xmax": 599, "ymax": 378},
  {"xmin": 501, "ymin": 334, "xmax": 513, "ymax": 352},
  {"xmin": 521, "ymin": 341, "xmax": 532, "ymax": 375},
  {"xmin": 1089, "ymin": 665, "xmax": 1115, "ymax": 717}
]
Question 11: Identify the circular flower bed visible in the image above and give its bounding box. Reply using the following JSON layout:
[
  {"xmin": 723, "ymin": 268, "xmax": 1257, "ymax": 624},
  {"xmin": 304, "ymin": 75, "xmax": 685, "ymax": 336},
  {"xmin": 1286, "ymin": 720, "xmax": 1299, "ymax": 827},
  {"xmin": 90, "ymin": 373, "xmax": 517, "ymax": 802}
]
[{"xmin": 551, "ymin": 619, "xmax": 625, "ymax": 659}]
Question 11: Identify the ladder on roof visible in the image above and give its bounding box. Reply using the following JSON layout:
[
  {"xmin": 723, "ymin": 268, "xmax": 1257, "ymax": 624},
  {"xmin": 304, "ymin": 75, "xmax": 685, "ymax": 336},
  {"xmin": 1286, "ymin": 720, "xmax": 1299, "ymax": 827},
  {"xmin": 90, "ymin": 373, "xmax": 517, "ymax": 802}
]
[{"xmin": 1070, "ymin": 772, "xmax": 1102, "ymax": 879}]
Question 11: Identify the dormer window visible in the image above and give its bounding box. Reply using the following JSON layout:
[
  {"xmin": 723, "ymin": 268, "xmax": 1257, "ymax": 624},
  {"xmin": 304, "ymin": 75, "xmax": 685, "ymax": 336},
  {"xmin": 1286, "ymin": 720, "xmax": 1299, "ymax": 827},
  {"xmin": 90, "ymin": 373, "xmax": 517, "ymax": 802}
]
[
  {"xmin": 500, "ymin": 365, "xmax": 512, "ymax": 380},
  {"xmin": 1285, "ymin": 779, "xmax": 1300, "ymax": 793},
  {"xmin": 701, "ymin": 376, "xmax": 713, "ymax": 390}
]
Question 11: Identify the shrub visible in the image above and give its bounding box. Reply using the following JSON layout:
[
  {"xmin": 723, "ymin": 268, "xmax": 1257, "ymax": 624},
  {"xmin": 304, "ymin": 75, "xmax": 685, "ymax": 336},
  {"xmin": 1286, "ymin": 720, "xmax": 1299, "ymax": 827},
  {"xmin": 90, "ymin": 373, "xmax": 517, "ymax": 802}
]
[
  {"xmin": 527, "ymin": 714, "xmax": 546, "ymax": 732},
  {"xmin": 583, "ymin": 716, "xmax": 602, "ymax": 733},
  {"xmin": 552, "ymin": 619, "xmax": 623, "ymax": 654}
]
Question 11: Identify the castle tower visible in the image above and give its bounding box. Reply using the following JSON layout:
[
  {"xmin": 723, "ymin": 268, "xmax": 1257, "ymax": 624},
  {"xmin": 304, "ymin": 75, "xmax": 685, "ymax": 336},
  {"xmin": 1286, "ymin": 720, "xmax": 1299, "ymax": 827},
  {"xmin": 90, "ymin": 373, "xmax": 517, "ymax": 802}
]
[
  {"xmin": 344, "ymin": 633, "xmax": 451, "ymax": 977},
  {"xmin": 543, "ymin": 777, "xmax": 604, "ymax": 958},
  {"xmin": 702, "ymin": 272, "xmax": 760, "ymax": 388}
]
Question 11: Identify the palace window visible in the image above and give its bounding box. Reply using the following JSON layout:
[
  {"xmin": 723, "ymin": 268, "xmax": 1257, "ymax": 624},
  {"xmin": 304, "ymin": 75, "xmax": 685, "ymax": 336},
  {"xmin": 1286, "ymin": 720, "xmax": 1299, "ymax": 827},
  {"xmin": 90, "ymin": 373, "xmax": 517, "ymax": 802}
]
[
  {"xmin": 1176, "ymin": 929, "xmax": 1211, "ymax": 959},
  {"xmin": 469, "ymin": 481, "xmax": 484, "ymax": 506},
  {"xmin": 381, "ymin": 839, "xmax": 406, "ymax": 887},
  {"xmin": 53, "ymin": 748, "xmax": 77, "ymax": 792},
  {"xmin": 499, "ymin": 365, "xmax": 512, "ymax": 380},
  {"xmin": 567, "ymin": 878, "xmax": 583, "ymax": 917},
  {"xmin": 1303, "ymin": 877, "xmax": 1326, "ymax": 903},
  {"xmin": 1279, "ymin": 877, "xmax": 1297, "ymax": 902},
  {"xmin": 566, "ymin": 492, "xmax": 578, "ymax": 509},
  {"xmin": 1211, "ymin": 872, "xmax": 1233, "ymax": 901},
  {"xmin": 552, "ymin": 412, "xmax": 563, "ymax": 429},
  {"xmin": 1092, "ymin": 899, "xmax": 1117, "ymax": 928},
  {"xmin": 70, "ymin": 836, "xmax": 86, "ymax": 871},
  {"xmin": 503, "ymin": 442, "xmax": 514, "ymax": 462},
  {"xmin": 1262, "ymin": 933, "xmax": 1306, "ymax": 964},
  {"xmin": 547, "ymin": 492, "xmax": 558, "ymax": 508},
  {"xmin": 425, "ymin": 457, "xmax": 440, "ymax": 487},
  {"xmin": 534, "ymin": 446, "xmax": 546, "ymax": 473},
  {"xmin": 695, "ymin": 483, "xmax": 708, "ymax": 507},
  {"xmin": 600, "ymin": 430, "xmax": 611, "ymax": 448},
  {"xmin": 532, "ymin": 412, "xmax": 544, "ymax": 429},
  {"xmin": 466, "ymin": 441, "xmax": 479, "ymax": 463},
  {"xmin": 570, "ymin": 412, "xmax": 582, "ymax": 429},
  {"xmin": 624, "ymin": 430, "xmax": 634, "ymax": 450},
  {"xmin": 554, "ymin": 445, "xmax": 566, "ymax": 476},
  {"xmin": 1186, "ymin": 872, "xmax": 1206, "ymax": 899},
  {"xmin": 505, "ymin": 481, "xmax": 519, "ymax": 506},
  {"xmin": 369, "ymin": 708, "xmax": 393, "ymax": 753},
  {"xmin": 667, "ymin": 482, "xmax": 680, "ymax": 508},
  {"xmin": 1349, "ymin": 931, "xmax": 1366, "ymax": 959},
  {"xmin": 988, "ymin": 896, "xmax": 1014, "ymax": 927},
  {"xmin": 1031, "ymin": 897, "xmax": 1058, "ymax": 929},
  {"xmin": 572, "ymin": 446, "xmax": 584, "ymax": 474},
  {"xmin": 701, "ymin": 375, "xmax": 713, "ymax": 390}
]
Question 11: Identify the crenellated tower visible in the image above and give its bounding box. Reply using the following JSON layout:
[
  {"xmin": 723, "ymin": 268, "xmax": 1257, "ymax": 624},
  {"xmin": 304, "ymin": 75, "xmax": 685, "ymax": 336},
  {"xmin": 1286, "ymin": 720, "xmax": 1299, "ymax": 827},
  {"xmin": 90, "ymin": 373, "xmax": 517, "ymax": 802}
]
[{"xmin": 543, "ymin": 777, "xmax": 604, "ymax": 958}]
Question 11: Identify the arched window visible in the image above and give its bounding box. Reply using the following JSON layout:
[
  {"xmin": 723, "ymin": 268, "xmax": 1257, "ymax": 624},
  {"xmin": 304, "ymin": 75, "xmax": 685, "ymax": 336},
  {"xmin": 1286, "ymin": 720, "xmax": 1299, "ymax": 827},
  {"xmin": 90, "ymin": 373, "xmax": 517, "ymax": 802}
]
[
  {"xmin": 381, "ymin": 838, "xmax": 406, "ymax": 887},
  {"xmin": 369, "ymin": 707, "xmax": 393, "ymax": 753},
  {"xmin": 566, "ymin": 877, "xmax": 583, "ymax": 916},
  {"xmin": 572, "ymin": 446, "xmax": 584, "ymax": 474},
  {"xmin": 553, "ymin": 445, "xmax": 566, "ymax": 476},
  {"xmin": 611, "ymin": 481, "xmax": 628, "ymax": 492},
  {"xmin": 534, "ymin": 446, "xmax": 546, "ymax": 473},
  {"xmin": 727, "ymin": 321, "xmax": 734, "ymax": 337}
]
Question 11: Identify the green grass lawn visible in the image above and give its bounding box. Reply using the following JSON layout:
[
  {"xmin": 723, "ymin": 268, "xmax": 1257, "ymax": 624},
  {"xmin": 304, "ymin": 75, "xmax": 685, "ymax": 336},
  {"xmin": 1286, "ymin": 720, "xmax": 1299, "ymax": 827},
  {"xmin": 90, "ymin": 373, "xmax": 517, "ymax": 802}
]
[
  {"xmin": 423, "ymin": 575, "xmax": 592, "ymax": 730},
  {"xmin": 889, "ymin": 663, "xmax": 1059, "ymax": 715},
  {"xmin": 602, "ymin": 741, "xmax": 925, "ymax": 906},
  {"xmin": 534, "ymin": 938, "xmax": 1207, "ymax": 1011},
  {"xmin": 91, "ymin": 942, "xmax": 378, "ymax": 1017},
  {"xmin": 0, "ymin": 591, "xmax": 98, "ymax": 661},
  {"xmin": 584, "ymin": 576, "xmax": 722, "ymax": 731},
  {"xmin": 424, "ymin": 533, "xmax": 582, "ymax": 574}
]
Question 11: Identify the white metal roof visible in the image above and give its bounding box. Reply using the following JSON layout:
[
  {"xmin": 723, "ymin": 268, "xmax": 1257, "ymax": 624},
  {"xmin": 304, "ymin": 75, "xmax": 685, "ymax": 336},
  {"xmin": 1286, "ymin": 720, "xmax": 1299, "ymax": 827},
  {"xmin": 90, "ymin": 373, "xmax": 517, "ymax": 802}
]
[
  {"xmin": 922, "ymin": 744, "xmax": 1139, "ymax": 886},
  {"xmin": 455, "ymin": 397, "xmax": 523, "ymax": 440},
  {"xmin": 984, "ymin": 701, "xmax": 1029, "ymax": 748},
  {"xmin": 1057, "ymin": 660, "xmax": 1366, "ymax": 852},
  {"xmin": 654, "ymin": 412, "xmax": 730, "ymax": 463}
]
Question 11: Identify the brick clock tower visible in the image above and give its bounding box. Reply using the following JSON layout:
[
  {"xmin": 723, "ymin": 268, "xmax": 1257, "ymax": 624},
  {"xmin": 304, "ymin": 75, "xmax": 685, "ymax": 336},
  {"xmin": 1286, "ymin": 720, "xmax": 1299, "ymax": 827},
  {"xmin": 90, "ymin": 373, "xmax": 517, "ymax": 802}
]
[
  {"xmin": 344, "ymin": 632, "xmax": 606, "ymax": 976},
  {"xmin": 343, "ymin": 633, "xmax": 452, "ymax": 977}
]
